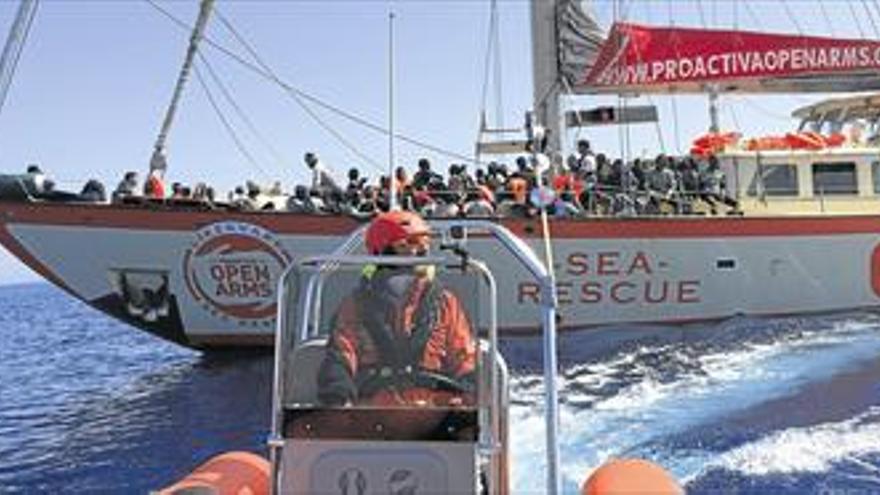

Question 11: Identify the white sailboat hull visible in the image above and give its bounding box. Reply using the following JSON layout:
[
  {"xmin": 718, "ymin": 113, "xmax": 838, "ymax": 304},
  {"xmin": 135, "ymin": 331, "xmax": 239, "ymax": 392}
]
[{"xmin": 2, "ymin": 201, "xmax": 878, "ymax": 349}]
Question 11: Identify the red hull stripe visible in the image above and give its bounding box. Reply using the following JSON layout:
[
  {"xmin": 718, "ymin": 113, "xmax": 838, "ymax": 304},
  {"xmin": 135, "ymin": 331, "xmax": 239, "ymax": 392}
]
[{"xmin": 2, "ymin": 202, "xmax": 880, "ymax": 239}]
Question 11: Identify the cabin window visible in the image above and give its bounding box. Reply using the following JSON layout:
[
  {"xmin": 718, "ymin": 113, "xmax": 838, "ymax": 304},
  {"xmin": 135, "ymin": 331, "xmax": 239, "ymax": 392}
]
[
  {"xmin": 812, "ymin": 162, "xmax": 857, "ymax": 196},
  {"xmin": 872, "ymin": 161, "xmax": 880, "ymax": 194},
  {"xmin": 747, "ymin": 164, "xmax": 798, "ymax": 197}
]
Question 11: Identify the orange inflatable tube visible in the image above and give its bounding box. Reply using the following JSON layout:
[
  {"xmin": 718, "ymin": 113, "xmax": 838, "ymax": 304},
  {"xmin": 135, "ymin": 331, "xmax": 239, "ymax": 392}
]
[
  {"xmin": 582, "ymin": 458, "xmax": 683, "ymax": 495},
  {"xmin": 156, "ymin": 451, "xmax": 270, "ymax": 495}
]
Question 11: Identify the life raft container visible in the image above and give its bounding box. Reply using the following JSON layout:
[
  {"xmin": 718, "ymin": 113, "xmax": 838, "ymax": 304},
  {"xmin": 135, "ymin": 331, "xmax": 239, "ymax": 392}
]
[
  {"xmin": 690, "ymin": 131, "xmax": 740, "ymax": 157},
  {"xmin": 745, "ymin": 131, "xmax": 848, "ymax": 151}
]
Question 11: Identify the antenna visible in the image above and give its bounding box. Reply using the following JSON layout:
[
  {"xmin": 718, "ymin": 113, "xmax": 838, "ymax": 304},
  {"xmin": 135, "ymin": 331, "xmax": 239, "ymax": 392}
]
[{"xmin": 388, "ymin": 10, "xmax": 398, "ymax": 211}]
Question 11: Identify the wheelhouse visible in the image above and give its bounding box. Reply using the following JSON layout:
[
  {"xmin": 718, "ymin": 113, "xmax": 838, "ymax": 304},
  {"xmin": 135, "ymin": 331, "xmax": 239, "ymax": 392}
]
[{"xmin": 718, "ymin": 148, "xmax": 880, "ymax": 215}]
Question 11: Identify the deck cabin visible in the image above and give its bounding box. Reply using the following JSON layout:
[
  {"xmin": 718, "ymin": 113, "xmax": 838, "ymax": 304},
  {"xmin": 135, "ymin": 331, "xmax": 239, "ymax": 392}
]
[
  {"xmin": 719, "ymin": 93, "xmax": 880, "ymax": 216},
  {"xmin": 718, "ymin": 147, "xmax": 880, "ymax": 216}
]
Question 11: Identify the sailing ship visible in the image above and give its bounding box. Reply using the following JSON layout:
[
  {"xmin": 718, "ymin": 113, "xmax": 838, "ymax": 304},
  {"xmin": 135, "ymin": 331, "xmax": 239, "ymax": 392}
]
[{"xmin": 3, "ymin": 0, "xmax": 880, "ymax": 349}]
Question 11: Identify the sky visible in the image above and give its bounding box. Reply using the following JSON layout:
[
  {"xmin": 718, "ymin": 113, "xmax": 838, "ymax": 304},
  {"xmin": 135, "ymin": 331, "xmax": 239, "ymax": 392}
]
[{"xmin": 0, "ymin": 0, "xmax": 870, "ymax": 285}]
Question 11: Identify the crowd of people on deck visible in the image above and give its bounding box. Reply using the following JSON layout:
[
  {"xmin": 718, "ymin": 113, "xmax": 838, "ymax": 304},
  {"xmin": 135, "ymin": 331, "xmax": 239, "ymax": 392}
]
[{"xmin": 8, "ymin": 138, "xmax": 739, "ymax": 218}]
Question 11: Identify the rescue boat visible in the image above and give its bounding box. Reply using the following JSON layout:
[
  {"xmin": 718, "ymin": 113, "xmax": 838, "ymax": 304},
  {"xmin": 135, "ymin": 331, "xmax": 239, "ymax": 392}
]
[{"xmin": 155, "ymin": 220, "xmax": 684, "ymax": 494}]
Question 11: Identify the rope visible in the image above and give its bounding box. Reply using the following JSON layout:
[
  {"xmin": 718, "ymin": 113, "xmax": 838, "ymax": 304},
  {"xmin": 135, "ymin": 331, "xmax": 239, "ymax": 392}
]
[
  {"xmin": 742, "ymin": 1, "xmax": 764, "ymax": 31},
  {"xmin": 492, "ymin": 2, "xmax": 504, "ymax": 130},
  {"xmin": 475, "ymin": 0, "xmax": 498, "ymax": 157},
  {"xmin": 195, "ymin": 51, "xmax": 288, "ymax": 175},
  {"xmin": 695, "ymin": 0, "xmax": 707, "ymax": 29},
  {"xmin": 848, "ymin": 1, "xmax": 867, "ymax": 39},
  {"xmin": 727, "ymin": 99, "xmax": 742, "ymax": 133},
  {"xmin": 647, "ymin": 94, "xmax": 667, "ymax": 154},
  {"xmin": 0, "ymin": 0, "xmax": 38, "ymax": 120},
  {"xmin": 779, "ymin": 0, "xmax": 804, "ymax": 36},
  {"xmin": 873, "ymin": 0, "xmax": 880, "ymax": 27},
  {"xmin": 862, "ymin": 0, "xmax": 880, "ymax": 38},
  {"xmin": 737, "ymin": 95, "xmax": 792, "ymax": 122},
  {"xmin": 192, "ymin": 62, "xmax": 271, "ymax": 179},
  {"xmin": 212, "ymin": 8, "xmax": 385, "ymax": 173},
  {"xmin": 817, "ymin": 0, "xmax": 836, "ymax": 37},
  {"xmin": 733, "ymin": 0, "xmax": 739, "ymax": 30},
  {"xmin": 670, "ymin": 95, "xmax": 683, "ymax": 155},
  {"xmin": 145, "ymin": 0, "xmax": 487, "ymax": 167}
]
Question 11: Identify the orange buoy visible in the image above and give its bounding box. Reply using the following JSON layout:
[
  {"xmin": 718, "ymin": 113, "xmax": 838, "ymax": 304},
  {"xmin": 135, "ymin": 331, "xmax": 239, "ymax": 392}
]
[
  {"xmin": 156, "ymin": 451, "xmax": 270, "ymax": 495},
  {"xmin": 581, "ymin": 458, "xmax": 683, "ymax": 495}
]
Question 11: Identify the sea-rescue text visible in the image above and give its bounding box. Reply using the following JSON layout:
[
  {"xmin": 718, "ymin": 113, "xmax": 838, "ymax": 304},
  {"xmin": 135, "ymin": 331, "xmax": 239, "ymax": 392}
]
[{"xmin": 517, "ymin": 251, "xmax": 701, "ymax": 305}]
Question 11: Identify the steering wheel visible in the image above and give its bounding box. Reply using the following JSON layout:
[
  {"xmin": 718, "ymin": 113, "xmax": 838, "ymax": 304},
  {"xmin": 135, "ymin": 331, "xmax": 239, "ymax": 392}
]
[{"xmin": 358, "ymin": 368, "xmax": 473, "ymax": 399}]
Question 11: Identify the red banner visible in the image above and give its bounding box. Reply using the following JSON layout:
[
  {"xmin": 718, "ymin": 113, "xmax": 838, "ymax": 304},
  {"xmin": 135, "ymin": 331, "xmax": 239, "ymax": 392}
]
[{"xmin": 583, "ymin": 23, "xmax": 880, "ymax": 93}]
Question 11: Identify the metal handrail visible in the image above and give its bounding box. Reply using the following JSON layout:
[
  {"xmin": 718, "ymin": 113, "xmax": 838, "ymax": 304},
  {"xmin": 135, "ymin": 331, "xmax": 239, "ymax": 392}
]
[{"xmin": 269, "ymin": 219, "xmax": 559, "ymax": 494}]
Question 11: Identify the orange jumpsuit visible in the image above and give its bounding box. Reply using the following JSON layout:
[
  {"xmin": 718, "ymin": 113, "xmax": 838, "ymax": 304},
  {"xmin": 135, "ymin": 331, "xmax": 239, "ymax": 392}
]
[{"xmin": 318, "ymin": 270, "xmax": 477, "ymax": 406}]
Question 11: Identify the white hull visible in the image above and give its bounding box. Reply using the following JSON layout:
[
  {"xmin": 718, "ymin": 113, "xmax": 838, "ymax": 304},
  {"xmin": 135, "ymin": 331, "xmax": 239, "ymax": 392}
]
[{"xmin": 2, "ymin": 202, "xmax": 878, "ymax": 348}]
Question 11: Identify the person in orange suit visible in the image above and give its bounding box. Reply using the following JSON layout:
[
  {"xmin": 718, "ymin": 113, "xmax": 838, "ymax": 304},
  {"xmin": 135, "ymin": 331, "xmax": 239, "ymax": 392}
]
[{"xmin": 317, "ymin": 210, "xmax": 477, "ymax": 407}]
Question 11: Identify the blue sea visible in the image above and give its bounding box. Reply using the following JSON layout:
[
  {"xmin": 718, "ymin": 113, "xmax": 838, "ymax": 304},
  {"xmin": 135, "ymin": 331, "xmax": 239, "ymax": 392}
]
[{"xmin": 2, "ymin": 283, "xmax": 880, "ymax": 494}]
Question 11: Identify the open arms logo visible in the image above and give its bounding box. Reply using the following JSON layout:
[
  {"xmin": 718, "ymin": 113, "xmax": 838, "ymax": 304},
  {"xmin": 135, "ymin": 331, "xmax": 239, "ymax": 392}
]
[{"xmin": 183, "ymin": 222, "xmax": 292, "ymax": 324}]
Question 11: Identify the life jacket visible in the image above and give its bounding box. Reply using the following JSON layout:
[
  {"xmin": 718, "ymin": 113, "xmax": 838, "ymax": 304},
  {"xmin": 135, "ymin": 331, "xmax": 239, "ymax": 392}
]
[
  {"xmin": 353, "ymin": 272, "xmax": 445, "ymax": 397},
  {"xmin": 319, "ymin": 269, "xmax": 476, "ymax": 406}
]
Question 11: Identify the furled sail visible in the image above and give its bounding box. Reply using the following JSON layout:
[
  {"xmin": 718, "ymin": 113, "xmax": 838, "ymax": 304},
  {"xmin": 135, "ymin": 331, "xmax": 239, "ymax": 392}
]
[
  {"xmin": 576, "ymin": 22, "xmax": 880, "ymax": 94},
  {"xmin": 556, "ymin": 0, "xmax": 605, "ymax": 92}
]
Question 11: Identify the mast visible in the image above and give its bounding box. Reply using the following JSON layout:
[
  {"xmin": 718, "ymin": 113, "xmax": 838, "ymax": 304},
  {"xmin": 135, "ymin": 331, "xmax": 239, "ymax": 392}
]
[
  {"xmin": 0, "ymin": 0, "xmax": 38, "ymax": 120},
  {"xmin": 388, "ymin": 11, "xmax": 397, "ymax": 211},
  {"xmin": 531, "ymin": 0, "xmax": 562, "ymax": 154},
  {"xmin": 708, "ymin": 84, "xmax": 721, "ymax": 133},
  {"xmin": 149, "ymin": 0, "xmax": 215, "ymax": 176}
]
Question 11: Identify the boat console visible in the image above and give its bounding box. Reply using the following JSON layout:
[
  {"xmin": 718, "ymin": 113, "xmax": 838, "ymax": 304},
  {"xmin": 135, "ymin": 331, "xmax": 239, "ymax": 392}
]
[{"xmin": 269, "ymin": 226, "xmax": 514, "ymax": 494}]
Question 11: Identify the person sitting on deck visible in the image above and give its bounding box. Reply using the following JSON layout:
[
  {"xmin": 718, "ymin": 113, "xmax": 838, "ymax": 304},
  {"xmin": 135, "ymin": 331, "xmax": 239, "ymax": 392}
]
[
  {"xmin": 305, "ymin": 152, "xmax": 342, "ymax": 201},
  {"xmin": 317, "ymin": 210, "xmax": 477, "ymax": 407},
  {"xmin": 23, "ymin": 164, "xmax": 46, "ymax": 198},
  {"xmin": 78, "ymin": 179, "xmax": 107, "ymax": 203},
  {"xmin": 113, "ymin": 171, "xmax": 139, "ymax": 202},
  {"xmin": 144, "ymin": 169, "xmax": 166, "ymax": 199},
  {"xmin": 699, "ymin": 155, "xmax": 739, "ymax": 214}
]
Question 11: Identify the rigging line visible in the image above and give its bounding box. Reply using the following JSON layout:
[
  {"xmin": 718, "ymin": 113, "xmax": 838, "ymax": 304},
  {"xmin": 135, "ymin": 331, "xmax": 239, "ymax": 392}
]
[
  {"xmin": 212, "ymin": 7, "xmax": 385, "ymax": 173},
  {"xmin": 732, "ymin": 0, "xmax": 738, "ymax": 30},
  {"xmin": 670, "ymin": 95, "xmax": 683, "ymax": 156},
  {"xmin": 476, "ymin": 0, "xmax": 497, "ymax": 150},
  {"xmin": 646, "ymin": 94, "xmax": 667, "ymax": 154},
  {"xmin": 736, "ymin": 95, "xmax": 792, "ymax": 122},
  {"xmin": 695, "ymin": 0, "xmax": 707, "ymax": 28},
  {"xmin": 0, "ymin": 0, "xmax": 38, "ymax": 119},
  {"xmin": 666, "ymin": 0, "xmax": 674, "ymax": 27},
  {"xmin": 619, "ymin": 0, "xmax": 635, "ymax": 23},
  {"xmin": 847, "ymin": 0, "xmax": 867, "ymax": 39},
  {"xmin": 727, "ymin": 99, "xmax": 742, "ymax": 132},
  {"xmin": 872, "ymin": 0, "xmax": 880, "ymax": 27},
  {"xmin": 817, "ymin": 0, "xmax": 836, "ymax": 37},
  {"xmin": 144, "ymin": 0, "xmax": 485, "ymax": 168},
  {"xmin": 861, "ymin": 0, "xmax": 880, "ymax": 39},
  {"xmin": 195, "ymin": 50, "xmax": 289, "ymax": 175},
  {"xmin": 193, "ymin": 61, "xmax": 271, "ymax": 180},
  {"xmin": 492, "ymin": 1, "xmax": 504, "ymax": 130},
  {"xmin": 779, "ymin": 0, "xmax": 804, "ymax": 36},
  {"xmin": 742, "ymin": 0, "xmax": 764, "ymax": 31}
]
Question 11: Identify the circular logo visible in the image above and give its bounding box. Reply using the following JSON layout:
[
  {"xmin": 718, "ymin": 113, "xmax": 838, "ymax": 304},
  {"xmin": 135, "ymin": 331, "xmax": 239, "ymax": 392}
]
[{"xmin": 183, "ymin": 222, "xmax": 292, "ymax": 323}]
